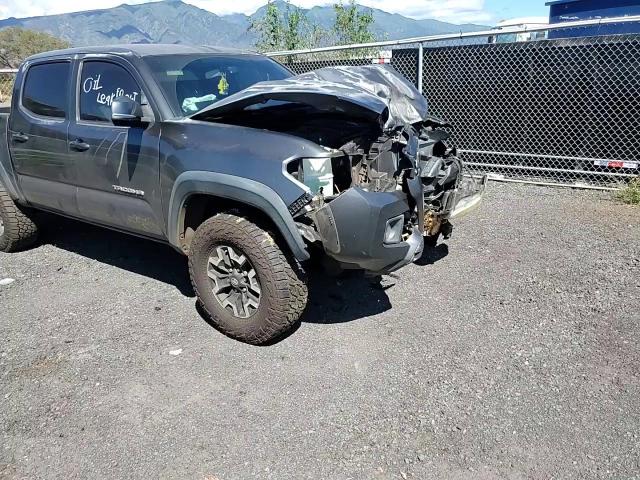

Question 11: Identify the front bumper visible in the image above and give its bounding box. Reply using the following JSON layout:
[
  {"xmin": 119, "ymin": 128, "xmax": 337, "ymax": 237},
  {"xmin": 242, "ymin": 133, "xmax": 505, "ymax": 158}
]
[{"xmin": 314, "ymin": 187, "xmax": 424, "ymax": 274}]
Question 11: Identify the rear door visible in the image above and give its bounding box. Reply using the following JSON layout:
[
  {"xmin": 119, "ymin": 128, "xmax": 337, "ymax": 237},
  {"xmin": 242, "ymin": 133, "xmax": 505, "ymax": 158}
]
[
  {"xmin": 9, "ymin": 60, "xmax": 76, "ymax": 212},
  {"xmin": 67, "ymin": 57, "xmax": 164, "ymax": 238}
]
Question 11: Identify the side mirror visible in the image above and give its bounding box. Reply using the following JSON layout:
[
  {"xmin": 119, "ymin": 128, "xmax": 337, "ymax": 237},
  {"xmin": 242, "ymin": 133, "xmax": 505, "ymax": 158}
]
[{"xmin": 111, "ymin": 96, "xmax": 144, "ymax": 126}]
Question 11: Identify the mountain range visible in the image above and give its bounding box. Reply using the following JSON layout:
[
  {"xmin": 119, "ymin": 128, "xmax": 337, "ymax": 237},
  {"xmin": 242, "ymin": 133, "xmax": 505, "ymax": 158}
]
[{"xmin": 0, "ymin": 0, "xmax": 489, "ymax": 50}]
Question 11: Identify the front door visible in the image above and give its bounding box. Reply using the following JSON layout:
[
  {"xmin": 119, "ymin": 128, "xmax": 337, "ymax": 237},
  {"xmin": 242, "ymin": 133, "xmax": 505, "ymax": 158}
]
[
  {"xmin": 67, "ymin": 58, "xmax": 164, "ymax": 238},
  {"xmin": 8, "ymin": 60, "xmax": 76, "ymax": 213}
]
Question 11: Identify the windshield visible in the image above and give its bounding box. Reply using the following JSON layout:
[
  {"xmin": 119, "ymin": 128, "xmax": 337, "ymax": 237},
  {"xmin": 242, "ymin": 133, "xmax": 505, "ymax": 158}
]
[{"xmin": 144, "ymin": 54, "xmax": 291, "ymax": 117}]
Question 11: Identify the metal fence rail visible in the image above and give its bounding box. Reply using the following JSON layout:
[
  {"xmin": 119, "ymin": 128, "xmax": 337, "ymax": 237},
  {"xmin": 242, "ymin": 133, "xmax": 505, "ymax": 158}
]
[{"xmin": 269, "ymin": 16, "xmax": 640, "ymax": 189}]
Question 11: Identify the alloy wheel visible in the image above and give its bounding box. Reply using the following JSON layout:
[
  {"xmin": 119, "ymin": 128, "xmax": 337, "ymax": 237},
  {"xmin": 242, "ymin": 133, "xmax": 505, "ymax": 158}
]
[{"xmin": 207, "ymin": 244, "xmax": 261, "ymax": 318}]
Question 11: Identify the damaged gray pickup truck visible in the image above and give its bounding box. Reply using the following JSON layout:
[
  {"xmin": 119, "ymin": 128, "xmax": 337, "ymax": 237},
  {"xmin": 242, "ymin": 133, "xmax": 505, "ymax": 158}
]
[{"xmin": 0, "ymin": 44, "xmax": 485, "ymax": 344}]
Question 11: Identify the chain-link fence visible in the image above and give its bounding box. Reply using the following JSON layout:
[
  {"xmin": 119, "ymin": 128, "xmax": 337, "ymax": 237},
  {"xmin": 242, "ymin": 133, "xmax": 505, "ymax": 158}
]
[
  {"xmin": 0, "ymin": 69, "xmax": 16, "ymax": 106},
  {"xmin": 2, "ymin": 17, "xmax": 639, "ymax": 189},
  {"xmin": 269, "ymin": 16, "xmax": 640, "ymax": 189}
]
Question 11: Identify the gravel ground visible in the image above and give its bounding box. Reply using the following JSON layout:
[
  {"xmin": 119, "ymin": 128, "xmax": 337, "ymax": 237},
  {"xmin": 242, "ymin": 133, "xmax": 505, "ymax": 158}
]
[{"xmin": 1, "ymin": 183, "xmax": 639, "ymax": 480}]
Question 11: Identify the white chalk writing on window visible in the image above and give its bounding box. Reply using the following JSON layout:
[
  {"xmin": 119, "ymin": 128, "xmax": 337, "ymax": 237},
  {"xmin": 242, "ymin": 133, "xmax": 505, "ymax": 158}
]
[
  {"xmin": 83, "ymin": 73, "xmax": 139, "ymax": 107},
  {"xmin": 96, "ymin": 88, "xmax": 139, "ymax": 106},
  {"xmin": 83, "ymin": 74, "xmax": 103, "ymax": 93}
]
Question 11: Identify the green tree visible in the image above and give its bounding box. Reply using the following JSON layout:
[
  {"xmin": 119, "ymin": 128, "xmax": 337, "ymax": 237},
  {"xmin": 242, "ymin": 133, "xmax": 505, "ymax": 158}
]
[
  {"xmin": 251, "ymin": 1, "xmax": 325, "ymax": 52},
  {"xmin": 251, "ymin": 1, "xmax": 283, "ymax": 52},
  {"xmin": 283, "ymin": 5, "xmax": 305, "ymax": 51},
  {"xmin": 0, "ymin": 27, "xmax": 69, "ymax": 68},
  {"xmin": 333, "ymin": 0, "xmax": 375, "ymax": 45}
]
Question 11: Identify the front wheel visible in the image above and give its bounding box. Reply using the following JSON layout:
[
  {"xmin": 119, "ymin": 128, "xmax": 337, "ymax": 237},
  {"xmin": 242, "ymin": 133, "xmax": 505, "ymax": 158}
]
[{"xmin": 188, "ymin": 213, "xmax": 308, "ymax": 345}]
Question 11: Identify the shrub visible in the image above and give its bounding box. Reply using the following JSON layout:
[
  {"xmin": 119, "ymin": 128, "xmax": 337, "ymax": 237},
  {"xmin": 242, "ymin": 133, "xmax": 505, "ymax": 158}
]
[{"xmin": 616, "ymin": 177, "xmax": 640, "ymax": 205}]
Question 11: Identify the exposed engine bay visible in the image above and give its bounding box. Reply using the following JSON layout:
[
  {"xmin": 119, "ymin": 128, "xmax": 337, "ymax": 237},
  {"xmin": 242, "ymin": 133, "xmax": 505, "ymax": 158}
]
[{"xmin": 283, "ymin": 115, "xmax": 463, "ymax": 239}]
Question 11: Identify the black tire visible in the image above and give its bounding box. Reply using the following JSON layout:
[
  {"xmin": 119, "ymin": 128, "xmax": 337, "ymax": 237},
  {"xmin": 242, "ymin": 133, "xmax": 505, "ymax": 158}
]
[
  {"xmin": 188, "ymin": 212, "xmax": 308, "ymax": 345},
  {"xmin": 0, "ymin": 186, "xmax": 38, "ymax": 253}
]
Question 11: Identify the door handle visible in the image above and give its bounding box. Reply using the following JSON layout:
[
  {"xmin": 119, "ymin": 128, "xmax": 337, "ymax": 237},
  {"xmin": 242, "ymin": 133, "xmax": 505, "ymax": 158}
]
[
  {"xmin": 11, "ymin": 132, "xmax": 29, "ymax": 143},
  {"xmin": 69, "ymin": 139, "xmax": 90, "ymax": 152}
]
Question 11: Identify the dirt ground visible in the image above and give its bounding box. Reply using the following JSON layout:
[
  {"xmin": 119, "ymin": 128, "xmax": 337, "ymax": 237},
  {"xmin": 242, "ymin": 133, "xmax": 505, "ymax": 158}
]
[{"xmin": 1, "ymin": 183, "xmax": 639, "ymax": 479}]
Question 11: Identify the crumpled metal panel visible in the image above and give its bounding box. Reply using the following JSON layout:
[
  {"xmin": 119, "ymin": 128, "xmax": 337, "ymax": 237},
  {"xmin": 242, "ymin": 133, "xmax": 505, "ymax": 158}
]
[{"xmin": 191, "ymin": 64, "xmax": 429, "ymax": 130}]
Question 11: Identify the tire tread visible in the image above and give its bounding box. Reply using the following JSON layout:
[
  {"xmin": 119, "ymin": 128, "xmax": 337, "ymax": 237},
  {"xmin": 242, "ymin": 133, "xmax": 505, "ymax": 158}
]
[{"xmin": 0, "ymin": 186, "xmax": 38, "ymax": 252}]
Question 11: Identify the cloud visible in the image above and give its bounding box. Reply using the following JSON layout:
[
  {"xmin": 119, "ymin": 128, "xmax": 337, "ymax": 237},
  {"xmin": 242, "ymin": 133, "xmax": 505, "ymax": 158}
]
[{"xmin": 1, "ymin": 0, "xmax": 492, "ymax": 24}]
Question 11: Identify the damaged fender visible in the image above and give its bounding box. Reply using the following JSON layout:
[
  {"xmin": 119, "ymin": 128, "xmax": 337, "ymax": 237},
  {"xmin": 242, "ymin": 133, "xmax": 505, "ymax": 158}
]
[{"xmin": 167, "ymin": 171, "xmax": 310, "ymax": 261}]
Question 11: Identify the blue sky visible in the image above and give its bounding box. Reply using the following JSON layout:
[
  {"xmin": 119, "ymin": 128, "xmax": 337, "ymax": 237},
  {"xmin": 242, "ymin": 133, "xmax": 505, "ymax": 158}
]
[
  {"xmin": 486, "ymin": 0, "xmax": 548, "ymax": 21},
  {"xmin": 1, "ymin": 0, "xmax": 551, "ymax": 24}
]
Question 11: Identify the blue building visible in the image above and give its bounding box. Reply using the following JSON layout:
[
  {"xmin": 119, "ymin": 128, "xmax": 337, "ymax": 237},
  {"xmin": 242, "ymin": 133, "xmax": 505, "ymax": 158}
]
[{"xmin": 547, "ymin": 0, "xmax": 640, "ymax": 37}]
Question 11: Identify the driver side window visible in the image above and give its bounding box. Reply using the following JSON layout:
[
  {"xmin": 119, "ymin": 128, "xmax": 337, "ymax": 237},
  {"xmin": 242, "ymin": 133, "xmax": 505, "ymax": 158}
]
[{"xmin": 79, "ymin": 61, "xmax": 141, "ymax": 123}]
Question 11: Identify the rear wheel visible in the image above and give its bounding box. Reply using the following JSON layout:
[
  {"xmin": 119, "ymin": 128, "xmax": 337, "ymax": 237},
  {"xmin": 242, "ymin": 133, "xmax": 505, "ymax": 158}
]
[
  {"xmin": 188, "ymin": 213, "xmax": 308, "ymax": 345},
  {"xmin": 0, "ymin": 187, "xmax": 38, "ymax": 253}
]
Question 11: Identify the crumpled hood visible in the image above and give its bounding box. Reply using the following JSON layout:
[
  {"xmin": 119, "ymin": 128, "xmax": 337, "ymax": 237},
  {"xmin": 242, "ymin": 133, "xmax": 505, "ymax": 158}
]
[{"xmin": 191, "ymin": 64, "xmax": 429, "ymax": 130}]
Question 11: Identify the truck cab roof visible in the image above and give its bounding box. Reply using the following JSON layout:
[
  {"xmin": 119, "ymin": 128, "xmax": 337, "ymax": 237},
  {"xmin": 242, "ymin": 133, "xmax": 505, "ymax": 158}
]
[{"xmin": 26, "ymin": 43, "xmax": 256, "ymax": 62}]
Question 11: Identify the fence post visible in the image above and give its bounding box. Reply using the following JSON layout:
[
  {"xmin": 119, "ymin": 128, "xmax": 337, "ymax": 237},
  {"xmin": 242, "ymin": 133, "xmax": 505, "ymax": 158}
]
[{"xmin": 417, "ymin": 42, "xmax": 424, "ymax": 94}]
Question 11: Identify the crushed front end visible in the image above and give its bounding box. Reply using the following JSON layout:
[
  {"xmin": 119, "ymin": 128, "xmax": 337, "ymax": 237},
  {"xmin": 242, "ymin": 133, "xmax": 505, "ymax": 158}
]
[
  {"xmin": 286, "ymin": 117, "xmax": 485, "ymax": 275},
  {"xmin": 192, "ymin": 64, "xmax": 485, "ymax": 275}
]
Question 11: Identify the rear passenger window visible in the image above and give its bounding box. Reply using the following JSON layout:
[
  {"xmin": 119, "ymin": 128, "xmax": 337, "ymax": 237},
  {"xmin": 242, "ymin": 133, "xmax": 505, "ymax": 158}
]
[
  {"xmin": 22, "ymin": 62, "xmax": 70, "ymax": 118},
  {"xmin": 79, "ymin": 61, "xmax": 141, "ymax": 123}
]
